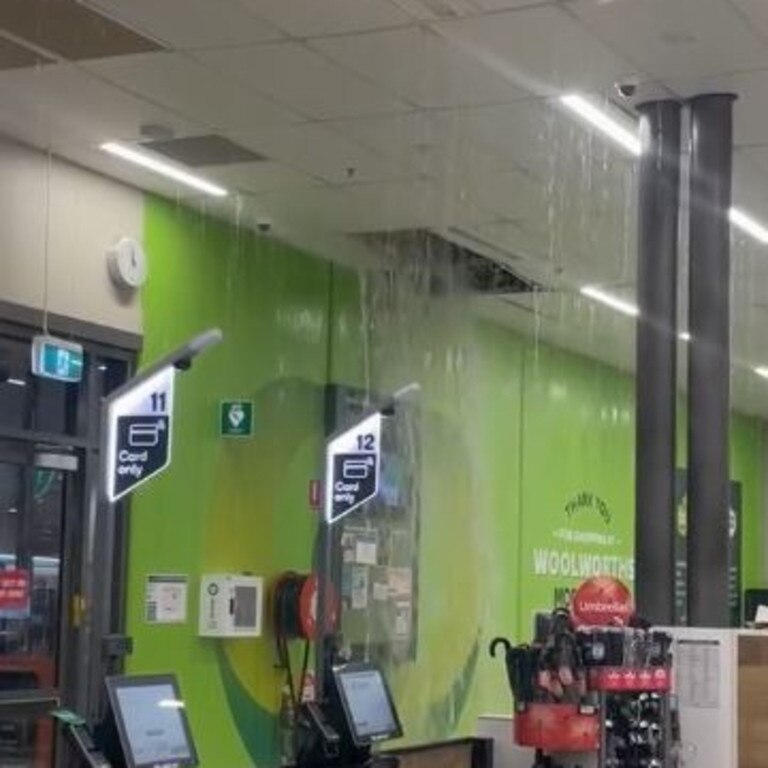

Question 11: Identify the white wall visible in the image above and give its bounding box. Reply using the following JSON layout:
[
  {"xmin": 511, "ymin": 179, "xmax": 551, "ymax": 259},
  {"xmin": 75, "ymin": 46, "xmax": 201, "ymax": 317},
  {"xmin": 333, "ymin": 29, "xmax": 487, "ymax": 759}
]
[{"xmin": 0, "ymin": 137, "xmax": 143, "ymax": 336}]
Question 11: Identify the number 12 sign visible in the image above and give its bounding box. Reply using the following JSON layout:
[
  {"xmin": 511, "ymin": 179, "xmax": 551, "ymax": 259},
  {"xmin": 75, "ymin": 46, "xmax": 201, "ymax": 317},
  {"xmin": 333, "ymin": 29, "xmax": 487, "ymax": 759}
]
[
  {"xmin": 105, "ymin": 367, "xmax": 176, "ymax": 502},
  {"xmin": 325, "ymin": 412, "xmax": 382, "ymax": 524}
]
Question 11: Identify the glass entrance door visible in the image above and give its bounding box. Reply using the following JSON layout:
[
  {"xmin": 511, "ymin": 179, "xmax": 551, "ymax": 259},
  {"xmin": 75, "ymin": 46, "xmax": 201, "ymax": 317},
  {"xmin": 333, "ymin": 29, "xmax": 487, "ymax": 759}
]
[{"xmin": 0, "ymin": 442, "xmax": 78, "ymax": 767}]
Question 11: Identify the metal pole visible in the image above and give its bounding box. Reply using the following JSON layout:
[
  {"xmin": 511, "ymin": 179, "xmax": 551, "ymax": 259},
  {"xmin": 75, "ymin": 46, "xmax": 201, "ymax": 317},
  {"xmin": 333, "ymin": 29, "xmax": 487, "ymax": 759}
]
[
  {"xmin": 687, "ymin": 94, "xmax": 736, "ymax": 627},
  {"xmin": 82, "ymin": 329, "xmax": 222, "ymax": 720},
  {"xmin": 635, "ymin": 100, "xmax": 682, "ymax": 625}
]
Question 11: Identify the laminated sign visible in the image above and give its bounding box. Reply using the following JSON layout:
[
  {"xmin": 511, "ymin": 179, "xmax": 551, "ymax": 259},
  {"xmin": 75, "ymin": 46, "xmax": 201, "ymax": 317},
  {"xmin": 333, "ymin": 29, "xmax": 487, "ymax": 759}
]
[
  {"xmin": 106, "ymin": 367, "xmax": 175, "ymax": 502},
  {"xmin": 325, "ymin": 412, "xmax": 382, "ymax": 524}
]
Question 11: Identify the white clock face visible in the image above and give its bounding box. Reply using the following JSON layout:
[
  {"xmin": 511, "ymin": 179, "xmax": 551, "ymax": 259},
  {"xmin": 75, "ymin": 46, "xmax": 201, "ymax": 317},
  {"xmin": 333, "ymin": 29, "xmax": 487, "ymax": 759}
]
[{"xmin": 108, "ymin": 237, "xmax": 147, "ymax": 289}]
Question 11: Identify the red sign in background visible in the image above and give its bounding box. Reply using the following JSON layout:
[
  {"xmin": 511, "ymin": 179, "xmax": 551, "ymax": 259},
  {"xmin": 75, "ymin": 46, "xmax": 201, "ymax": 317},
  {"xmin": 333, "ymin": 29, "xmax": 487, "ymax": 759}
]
[
  {"xmin": 570, "ymin": 576, "xmax": 634, "ymax": 628},
  {"xmin": 0, "ymin": 568, "xmax": 31, "ymax": 613}
]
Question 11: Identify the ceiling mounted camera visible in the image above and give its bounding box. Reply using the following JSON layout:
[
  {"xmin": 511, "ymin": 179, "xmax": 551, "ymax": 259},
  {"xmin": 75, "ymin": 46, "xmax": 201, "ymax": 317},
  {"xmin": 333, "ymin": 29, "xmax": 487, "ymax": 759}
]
[{"xmin": 615, "ymin": 80, "xmax": 638, "ymax": 100}]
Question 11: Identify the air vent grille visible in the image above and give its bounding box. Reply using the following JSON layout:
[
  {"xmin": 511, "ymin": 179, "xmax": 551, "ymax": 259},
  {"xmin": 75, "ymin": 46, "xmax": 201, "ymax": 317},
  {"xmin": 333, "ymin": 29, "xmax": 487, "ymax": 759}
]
[{"xmin": 141, "ymin": 135, "xmax": 266, "ymax": 167}]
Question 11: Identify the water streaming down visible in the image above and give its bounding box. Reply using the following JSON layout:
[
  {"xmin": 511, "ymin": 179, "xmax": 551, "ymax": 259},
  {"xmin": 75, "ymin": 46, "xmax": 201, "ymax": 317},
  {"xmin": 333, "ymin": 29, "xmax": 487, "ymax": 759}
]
[{"xmin": 321, "ymin": 96, "xmax": 644, "ymax": 742}]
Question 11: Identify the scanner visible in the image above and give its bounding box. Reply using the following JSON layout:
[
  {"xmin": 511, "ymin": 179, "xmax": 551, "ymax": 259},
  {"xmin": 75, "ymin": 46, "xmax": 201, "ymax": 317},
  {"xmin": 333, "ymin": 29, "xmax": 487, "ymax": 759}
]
[{"xmin": 67, "ymin": 723, "xmax": 113, "ymax": 768}]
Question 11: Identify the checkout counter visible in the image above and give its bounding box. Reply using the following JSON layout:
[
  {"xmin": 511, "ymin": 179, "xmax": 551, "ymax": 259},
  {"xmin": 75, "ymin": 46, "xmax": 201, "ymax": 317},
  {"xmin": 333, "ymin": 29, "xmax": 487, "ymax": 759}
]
[{"xmin": 65, "ymin": 662, "xmax": 413, "ymax": 768}]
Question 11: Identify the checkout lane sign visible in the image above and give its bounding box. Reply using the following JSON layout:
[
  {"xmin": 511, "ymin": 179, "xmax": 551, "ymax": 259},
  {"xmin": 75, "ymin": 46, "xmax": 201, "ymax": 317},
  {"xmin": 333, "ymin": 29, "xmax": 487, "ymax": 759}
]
[
  {"xmin": 325, "ymin": 412, "xmax": 382, "ymax": 525},
  {"xmin": 106, "ymin": 367, "xmax": 175, "ymax": 502}
]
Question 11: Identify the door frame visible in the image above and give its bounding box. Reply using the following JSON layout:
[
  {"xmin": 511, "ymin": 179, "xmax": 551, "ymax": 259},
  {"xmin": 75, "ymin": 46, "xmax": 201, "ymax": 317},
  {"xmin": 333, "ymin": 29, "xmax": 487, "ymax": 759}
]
[{"xmin": 0, "ymin": 314, "xmax": 137, "ymax": 765}]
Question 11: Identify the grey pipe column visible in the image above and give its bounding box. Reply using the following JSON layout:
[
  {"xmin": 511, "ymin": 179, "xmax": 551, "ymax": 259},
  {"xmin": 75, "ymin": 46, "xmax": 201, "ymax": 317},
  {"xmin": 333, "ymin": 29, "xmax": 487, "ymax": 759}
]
[
  {"xmin": 635, "ymin": 100, "xmax": 682, "ymax": 625},
  {"xmin": 687, "ymin": 94, "xmax": 736, "ymax": 627}
]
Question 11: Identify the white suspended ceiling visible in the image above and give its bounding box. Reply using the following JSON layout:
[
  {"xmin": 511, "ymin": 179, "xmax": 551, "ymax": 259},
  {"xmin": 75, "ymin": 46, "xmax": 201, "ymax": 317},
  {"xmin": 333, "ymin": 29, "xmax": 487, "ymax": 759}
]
[{"xmin": 2, "ymin": 0, "xmax": 768, "ymax": 415}]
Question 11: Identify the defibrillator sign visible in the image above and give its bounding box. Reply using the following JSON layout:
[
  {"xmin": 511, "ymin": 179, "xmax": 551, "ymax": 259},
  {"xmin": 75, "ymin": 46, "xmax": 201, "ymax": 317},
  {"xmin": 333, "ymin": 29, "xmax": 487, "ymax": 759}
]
[{"xmin": 325, "ymin": 412, "xmax": 382, "ymax": 524}]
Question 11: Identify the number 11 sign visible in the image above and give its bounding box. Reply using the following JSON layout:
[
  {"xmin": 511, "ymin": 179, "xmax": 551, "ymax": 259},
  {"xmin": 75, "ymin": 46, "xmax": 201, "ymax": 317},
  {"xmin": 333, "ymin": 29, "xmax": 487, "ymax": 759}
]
[
  {"xmin": 325, "ymin": 411, "xmax": 382, "ymax": 524},
  {"xmin": 105, "ymin": 366, "xmax": 175, "ymax": 502}
]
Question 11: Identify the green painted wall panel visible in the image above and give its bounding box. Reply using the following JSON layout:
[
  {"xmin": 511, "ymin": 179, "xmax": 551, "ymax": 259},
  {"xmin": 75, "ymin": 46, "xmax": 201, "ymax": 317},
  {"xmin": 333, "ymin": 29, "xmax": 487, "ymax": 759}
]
[{"xmin": 132, "ymin": 196, "xmax": 766, "ymax": 766}]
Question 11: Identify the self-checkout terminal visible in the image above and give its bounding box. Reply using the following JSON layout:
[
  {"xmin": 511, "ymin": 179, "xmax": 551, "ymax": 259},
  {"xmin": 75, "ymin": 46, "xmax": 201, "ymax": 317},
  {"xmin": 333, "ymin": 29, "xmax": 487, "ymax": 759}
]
[
  {"xmin": 65, "ymin": 662, "xmax": 402, "ymax": 768},
  {"xmin": 64, "ymin": 674, "xmax": 198, "ymax": 768},
  {"xmin": 295, "ymin": 662, "xmax": 403, "ymax": 768}
]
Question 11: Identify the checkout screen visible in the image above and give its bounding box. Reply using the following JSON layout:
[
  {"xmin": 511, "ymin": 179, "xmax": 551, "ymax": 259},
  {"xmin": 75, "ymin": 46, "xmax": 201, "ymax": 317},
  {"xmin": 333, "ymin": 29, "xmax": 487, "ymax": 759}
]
[
  {"xmin": 115, "ymin": 683, "xmax": 193, "ymax": 766},
  {"xmin": 339, "ymin": 669, "xmax": 398, "ymax": 741}
]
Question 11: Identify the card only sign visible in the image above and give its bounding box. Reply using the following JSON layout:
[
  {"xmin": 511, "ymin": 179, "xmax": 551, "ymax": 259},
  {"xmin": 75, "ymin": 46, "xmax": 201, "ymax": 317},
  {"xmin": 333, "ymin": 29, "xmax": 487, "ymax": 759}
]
[
  {"xmin": 325, "ymin": 412, "xmax": 382, "ymax": 524},
  {"xmin": 106, "ymin": 367, "xmax": 175, "ymax": 502}
]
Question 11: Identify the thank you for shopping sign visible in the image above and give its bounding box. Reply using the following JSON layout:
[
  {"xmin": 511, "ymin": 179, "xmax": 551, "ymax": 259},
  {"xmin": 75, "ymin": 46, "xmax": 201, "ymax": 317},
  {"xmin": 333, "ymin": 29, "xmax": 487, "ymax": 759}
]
[
  {"xmin": 325, "ymin": 412, "xmax": 382, "ymax": 524},
  {"xmin": 106, "ymin": 367, "xmax": 175, "ymax": 502}
]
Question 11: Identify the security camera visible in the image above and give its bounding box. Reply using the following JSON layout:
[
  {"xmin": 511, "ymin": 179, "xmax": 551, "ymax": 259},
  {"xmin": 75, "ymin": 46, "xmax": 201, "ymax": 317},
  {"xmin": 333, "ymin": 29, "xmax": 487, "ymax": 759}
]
[
  {"xmin": 256, "ymin": 220, "xmax": 272, "ymax": 234},
  {"xmin": 615, "ymin": 80, "xmax": 638, "ymax": 100}
]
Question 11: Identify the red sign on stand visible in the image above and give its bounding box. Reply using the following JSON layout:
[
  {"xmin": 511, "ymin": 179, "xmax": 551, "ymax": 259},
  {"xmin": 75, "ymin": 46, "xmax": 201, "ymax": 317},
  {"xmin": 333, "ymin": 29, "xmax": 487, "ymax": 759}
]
[
  {"xmin": 570, "ymin": 576, "xmax": 634, "ymax": 628},
  {"xmin": 587, "ymin": 666, "xmax": 672, "ymax": 693},
  {"xmin": 0, "ymin": 569, "xmax": 31, "ymax": 615}
]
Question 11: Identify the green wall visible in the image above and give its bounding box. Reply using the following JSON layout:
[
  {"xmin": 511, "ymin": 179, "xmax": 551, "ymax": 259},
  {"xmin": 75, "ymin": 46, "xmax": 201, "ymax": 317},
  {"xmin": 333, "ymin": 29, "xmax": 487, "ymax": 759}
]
[{"xmin": 130, "ymin": 196, "xmax": 765, "ymax": 767}]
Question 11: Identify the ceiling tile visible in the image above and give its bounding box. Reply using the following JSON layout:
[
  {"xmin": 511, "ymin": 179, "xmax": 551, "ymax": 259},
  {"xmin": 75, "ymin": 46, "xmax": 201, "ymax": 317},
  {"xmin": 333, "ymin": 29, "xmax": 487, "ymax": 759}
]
[
  {"xmin": 85, "ymin": 52, "xmax": 299, "ymax": 132},
  {"xmin": 471, "ymin": 0, "xmax": 554, "ymax": 9},
  {"xmin": 231, "ymin": 124, "xmax": 405, "ymax": 183},
  {"xmin": 731, "ymin": 0, "xmax": 768, "ymax": 43},
  {"xmin": 82, "ymin": 0, "xmax": 281, "ymax": 50},
  {"xmin": 735, "ymin": 149, "xmax": 768, "ymax": 206},
  {"xmin": 433, "ymin": 5, "xmax": 637, "ymax": 96},
  {"xmin": 569, "ymin": 0, "xmax": 768, "ymax": 82},
  {"xmin": 329, "ymin": 112, "xmax": 451, "ymax": 156},
  {"xmin": 203, "ymin": 161, "xmax": 319, "ymax": 196},
  {"xmin": 328, "ymin": 110, "xmax": 550, "ymax": 188},
  {"xmin": 390, "ymin": 0, "xmax": 481, "ymax": 21},
  {"xmin": 312, "ymin": 26, "xmax": 529, "ymax": 109},
  {"xmin": 196, "ymin": 42, "xmax": 408, "ymax": 119},
  {"xmin": 0, "ymin": 63, "xmax": 200, "ymax": 145},
  {"xmin": 332, "ymin": 179, "xmax": 444, "ymax": 231},
  {"xmin": 0, "ymin": 36, "xmax": 54, "ymax": 70},
  {"xmin": 0, "ymin": 0, "xmax": 161, "ymax": 60},
  {"xmin": 659, "ymin": 69, "xmax": 768, "ymax": 148},
  {"xmin": 233, "ymin": 0, "xmax": 412, "ymax": 37},
  {"xmin": 248, "ymin": 185, "xmax": 357, "ymax": 231}
]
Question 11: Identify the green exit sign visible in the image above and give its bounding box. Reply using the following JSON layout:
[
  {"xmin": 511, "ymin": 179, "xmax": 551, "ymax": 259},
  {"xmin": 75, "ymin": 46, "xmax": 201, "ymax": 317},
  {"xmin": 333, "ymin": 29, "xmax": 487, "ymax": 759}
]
[
  {"xmin": 220, "ymin": 400, "xmax": 253, "ymax": 438},
  {"xmin": 31, "ymin": 335, "xmax": 84, "ymax": 383}
]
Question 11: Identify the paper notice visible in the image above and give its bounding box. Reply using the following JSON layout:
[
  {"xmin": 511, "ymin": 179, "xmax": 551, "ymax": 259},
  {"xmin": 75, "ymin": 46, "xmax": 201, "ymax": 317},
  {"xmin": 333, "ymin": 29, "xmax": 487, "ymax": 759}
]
[
  {"xmin": 373, "ymin": 581, "xmax": 389, "ymax": 602},
  {"xmin": 675, "ymin": 639, "xmax": 720, "ymax": 709},
  {"xmin": 351, "ymin": 567, "xmax": 369, "ymax": 610},
  {"xmin": 388, "ymin": 567, "xmax": 413, "ymax": 599},
  {"xmin": 145, "ymin": 574, "xmax": 188, "ymax": 624},
  {"xmin": 356, "ymin": 540, "xmax": 378, "ymax": 566},
  {"xmin": 394, "ymin": 602, "xmax": 411, "ymax": 637}
]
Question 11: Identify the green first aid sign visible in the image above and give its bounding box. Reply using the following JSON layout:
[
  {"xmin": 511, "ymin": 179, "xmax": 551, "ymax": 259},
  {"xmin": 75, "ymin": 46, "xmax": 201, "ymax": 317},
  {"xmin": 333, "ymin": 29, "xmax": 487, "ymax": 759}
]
[{"xmin": 220, "ymin": 400, "xmax": 254, "ymax": 438}]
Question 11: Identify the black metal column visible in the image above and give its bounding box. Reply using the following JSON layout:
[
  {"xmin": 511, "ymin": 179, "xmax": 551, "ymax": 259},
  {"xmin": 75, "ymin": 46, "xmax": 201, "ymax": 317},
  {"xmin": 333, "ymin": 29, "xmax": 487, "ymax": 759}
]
[
  {"xmin": 687, "ymin": 94, "xmax": 736, "ymax": 627},
  {"xmin": 635, "ymin": 100, "xmax": 682, "ymax": 626}
]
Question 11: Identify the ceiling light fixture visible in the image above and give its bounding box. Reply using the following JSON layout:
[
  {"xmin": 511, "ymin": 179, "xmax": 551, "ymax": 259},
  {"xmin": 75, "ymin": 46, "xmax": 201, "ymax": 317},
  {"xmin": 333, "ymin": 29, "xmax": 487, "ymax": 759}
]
[
  {"xmin": 6, "ymin": 378, "xmax": 26, "ymax": 387},
  {"xmin": 100, "ymin": 142, "xmax": 228, "ymax": 198},
  {"xmin": 580, "ymin": 285, "xmax": 639, "ymax": 317},
  {"xmin": 679, "ymin": 331, "xmax": 691, "ymax": 342},
  {"xmin": 754, "ymin": 366, "xmax": 768, "ymax": 379},
  {"xmin": 729, "ymin": 207, "xmax": 768, "ymax": 244},
  {"xmin": 559, "ymin": 94, "xmax": 642, "ymax": 157}
]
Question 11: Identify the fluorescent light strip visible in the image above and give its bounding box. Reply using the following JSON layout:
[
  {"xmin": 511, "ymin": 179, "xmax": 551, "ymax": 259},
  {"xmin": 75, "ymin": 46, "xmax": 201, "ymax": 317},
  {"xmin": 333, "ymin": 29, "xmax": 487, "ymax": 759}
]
[
  {"xmin": 580, "ymin": 286, "xmax": 639, "ymax": 317},
  {"xmin": 754, "ymin": 367, "xmax": 768, "ymax": 380},
  {"xmin": 6, "ymin": 378, "xmax": 26, "ymax": 387},
  {"xmin": 560, "ymin": 94, "xmax": 642, "ymax": 157},
  {"xmin": 100, "ymin": 142, "xmax": 228, "ymax": 198},
  {"xmin": 730, "ymin": 207, "xmax": 768, "ymax": 244}
]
